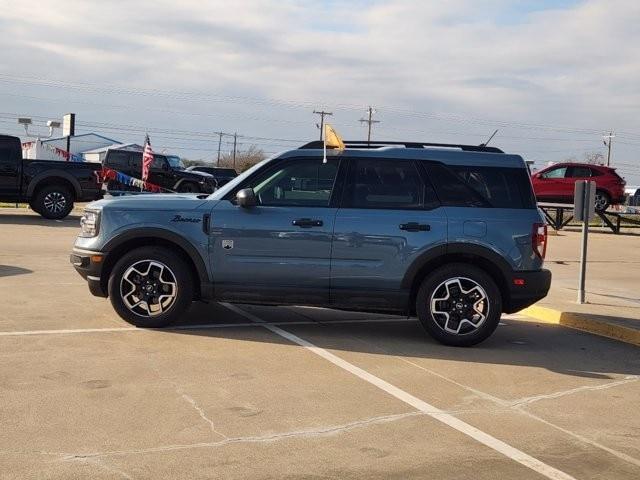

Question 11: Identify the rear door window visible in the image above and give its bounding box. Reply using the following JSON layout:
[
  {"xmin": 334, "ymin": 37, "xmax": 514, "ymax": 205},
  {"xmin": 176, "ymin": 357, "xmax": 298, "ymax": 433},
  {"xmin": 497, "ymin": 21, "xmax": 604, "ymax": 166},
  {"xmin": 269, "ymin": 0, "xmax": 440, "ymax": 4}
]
[
  {"xmin": 344, "ymin": 158, "xmax": 438, "ymax": 210},
  {"xmin": 567, "ymin": 166, "xmax": 591, "ymax": 178}
]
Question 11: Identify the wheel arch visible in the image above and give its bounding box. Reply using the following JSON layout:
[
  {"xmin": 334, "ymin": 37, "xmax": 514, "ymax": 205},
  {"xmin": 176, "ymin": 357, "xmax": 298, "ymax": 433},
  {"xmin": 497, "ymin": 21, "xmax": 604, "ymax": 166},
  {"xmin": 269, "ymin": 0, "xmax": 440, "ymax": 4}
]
[
  {"xmin": 173, "ymin": 178, "xmax": 199, "ymax": 192},
  {"xmin": 403, "ymin": 243, "xmax": 512, "ymax": 315},
  {"xmin": 27, "ymin": 171, "xmax": 81, "ymax": 199},
  {"xmin": 101, "ymin": 228, "xmax": 209, "ymax": 299}
]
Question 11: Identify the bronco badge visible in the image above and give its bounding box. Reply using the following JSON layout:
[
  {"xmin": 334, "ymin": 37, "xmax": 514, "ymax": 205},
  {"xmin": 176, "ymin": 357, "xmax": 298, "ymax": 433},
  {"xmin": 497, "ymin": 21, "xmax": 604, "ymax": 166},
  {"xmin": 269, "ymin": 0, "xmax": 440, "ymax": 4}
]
[{"xmin": 171, "ymin": 214, "xmax": 201, "ymax": 223}]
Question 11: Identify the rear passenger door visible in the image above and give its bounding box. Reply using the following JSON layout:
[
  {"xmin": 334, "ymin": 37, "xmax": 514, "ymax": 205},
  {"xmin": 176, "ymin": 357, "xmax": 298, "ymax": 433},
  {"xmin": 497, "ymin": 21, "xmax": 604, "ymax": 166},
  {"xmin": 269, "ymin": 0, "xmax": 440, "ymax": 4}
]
[{"xmin": 331, "ymin": 158, "xmax": 447, "ymax": 311}]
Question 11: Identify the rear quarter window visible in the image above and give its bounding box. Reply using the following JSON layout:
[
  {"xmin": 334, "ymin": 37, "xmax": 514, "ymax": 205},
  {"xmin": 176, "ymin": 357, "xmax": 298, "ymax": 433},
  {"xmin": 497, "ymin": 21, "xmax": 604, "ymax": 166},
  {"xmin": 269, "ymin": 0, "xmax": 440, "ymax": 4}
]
[{"xmin": 424, "ymin": 163, "xmax": 536, "ymax": 209}]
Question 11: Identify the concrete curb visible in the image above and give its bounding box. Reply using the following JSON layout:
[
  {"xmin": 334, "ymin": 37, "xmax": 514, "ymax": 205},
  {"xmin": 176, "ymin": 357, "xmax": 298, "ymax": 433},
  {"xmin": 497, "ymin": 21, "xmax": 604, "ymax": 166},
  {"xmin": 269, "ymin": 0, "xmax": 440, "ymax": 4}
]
[{"xmin": 521, "ymin": 305, "xmax": 640, "ymax": 347}]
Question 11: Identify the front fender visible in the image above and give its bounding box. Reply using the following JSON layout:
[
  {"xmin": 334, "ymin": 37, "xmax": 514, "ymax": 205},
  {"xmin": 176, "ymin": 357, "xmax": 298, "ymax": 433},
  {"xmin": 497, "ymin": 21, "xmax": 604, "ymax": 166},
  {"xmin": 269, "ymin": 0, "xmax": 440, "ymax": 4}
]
[{"xmin": 102, "ymin": 226, "xmax": 210, "ymax": 286}]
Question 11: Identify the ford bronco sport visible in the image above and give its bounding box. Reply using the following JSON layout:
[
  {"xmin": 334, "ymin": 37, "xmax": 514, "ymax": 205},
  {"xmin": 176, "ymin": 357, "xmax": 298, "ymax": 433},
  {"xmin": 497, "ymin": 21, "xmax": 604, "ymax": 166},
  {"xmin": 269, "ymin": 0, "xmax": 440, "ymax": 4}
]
[{"xmin": 71, "ymin": 140, "xmax": 551, "ymax": 346}]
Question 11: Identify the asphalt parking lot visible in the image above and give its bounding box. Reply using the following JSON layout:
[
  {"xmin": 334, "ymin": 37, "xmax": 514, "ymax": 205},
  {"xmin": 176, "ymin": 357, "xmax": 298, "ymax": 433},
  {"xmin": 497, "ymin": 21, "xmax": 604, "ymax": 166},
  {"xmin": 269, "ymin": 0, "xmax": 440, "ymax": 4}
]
[{"xmin": 1, "ymin": 209, "xmax": 639, "ymax": 479}]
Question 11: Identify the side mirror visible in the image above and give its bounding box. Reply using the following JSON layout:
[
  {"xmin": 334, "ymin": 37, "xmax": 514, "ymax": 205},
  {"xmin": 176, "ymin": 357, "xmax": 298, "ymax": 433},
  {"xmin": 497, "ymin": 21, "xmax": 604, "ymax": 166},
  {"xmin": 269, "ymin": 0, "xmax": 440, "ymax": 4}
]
[{"xmin": 236, "ymin": 188, "xmax": 257, "ymax": 208}]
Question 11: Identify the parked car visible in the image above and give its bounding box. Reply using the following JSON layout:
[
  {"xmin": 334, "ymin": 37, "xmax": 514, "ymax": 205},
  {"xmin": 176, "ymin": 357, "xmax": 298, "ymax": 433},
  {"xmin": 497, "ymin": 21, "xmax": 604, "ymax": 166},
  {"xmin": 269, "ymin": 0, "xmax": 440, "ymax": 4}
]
[
  {"xmin": 186, "ymin": 166, "xmax": 237, "ymax": 188},
  {"xmin": 103, "ymin": 149, "xmax": 217, "ymax": 193},
  {"xmin": 625, "ymin": 186, "xmax": 640, "ymax": 207},
  {"xmin": 531, "ymin": 162, "xmax": 626, "ymax": 211},
  {"xmin": 0, "ymin": 134, "xmax": 102, "ymax": 219},
  {"xmin": 72, "ymin": 140, "xmax": 551, "ymax": 347}
]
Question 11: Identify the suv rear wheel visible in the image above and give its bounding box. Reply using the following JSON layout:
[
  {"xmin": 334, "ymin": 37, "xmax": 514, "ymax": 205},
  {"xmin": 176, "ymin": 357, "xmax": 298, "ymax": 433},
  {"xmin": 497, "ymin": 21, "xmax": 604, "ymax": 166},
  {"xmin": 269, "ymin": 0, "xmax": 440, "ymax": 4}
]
[
  {"xmin": 416, "ymin": 264, "xmax": 502, "ymax": 347},
  {"xmin": 108, "ymin": 246, "xmax": 193, "ymax": 327},
  {"xmin": 34, "ymin": 185, "xmax": 74, "ymax": 219}
]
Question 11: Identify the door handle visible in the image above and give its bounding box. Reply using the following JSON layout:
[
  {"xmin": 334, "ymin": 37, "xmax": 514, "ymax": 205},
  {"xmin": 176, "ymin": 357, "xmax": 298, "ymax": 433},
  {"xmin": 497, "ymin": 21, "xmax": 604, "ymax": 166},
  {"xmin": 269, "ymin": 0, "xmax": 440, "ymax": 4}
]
[
  {"xmin": 292, "ymin": 218, "xmax": 323, "ymax": 228},
  {"xmin": 399, "ymin": 222, "xmax": 430, "ymax": 232}
]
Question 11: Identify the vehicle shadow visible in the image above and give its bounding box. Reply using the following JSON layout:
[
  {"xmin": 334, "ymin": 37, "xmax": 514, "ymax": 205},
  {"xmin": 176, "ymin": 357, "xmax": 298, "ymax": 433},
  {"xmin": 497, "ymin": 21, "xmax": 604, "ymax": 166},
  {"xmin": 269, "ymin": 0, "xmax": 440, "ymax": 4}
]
[
  {"xmin": 160, "ymin": 303, "xmax": 640, "ymax": 380},
  {"xmin": 0, "ymin": 212, "xmax": 81, "ymax": 227},
  {"xmin": 0, "ymin": 265, "xmax": 33, "ymax": 277}
]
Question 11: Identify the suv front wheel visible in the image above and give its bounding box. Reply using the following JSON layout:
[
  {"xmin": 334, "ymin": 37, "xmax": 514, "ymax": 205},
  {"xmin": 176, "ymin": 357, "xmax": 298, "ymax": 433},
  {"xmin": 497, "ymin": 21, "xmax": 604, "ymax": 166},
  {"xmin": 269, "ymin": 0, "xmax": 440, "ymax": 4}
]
[
  {"xmin": 416, "ymin": 264, "xmax": 502, "ymax": 347},
  {"xmin": 108, "ymin": 246, "xmax": 193, "ymax": 327}
]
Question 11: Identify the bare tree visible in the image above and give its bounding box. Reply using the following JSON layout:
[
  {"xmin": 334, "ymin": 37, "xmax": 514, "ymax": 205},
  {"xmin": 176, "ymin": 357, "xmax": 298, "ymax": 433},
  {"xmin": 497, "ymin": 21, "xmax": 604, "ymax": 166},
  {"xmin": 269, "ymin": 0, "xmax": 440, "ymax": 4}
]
[
  {"xmin": 582, "ymin": 151, "xmax": 605, "ymax": 165},
  {"xmin": 564, "ymin": 151, "xmax": 605, "ymax": 165},
  {"xmin": 218, "ymin": 145, "xmax": 267, "ymax": 172}
]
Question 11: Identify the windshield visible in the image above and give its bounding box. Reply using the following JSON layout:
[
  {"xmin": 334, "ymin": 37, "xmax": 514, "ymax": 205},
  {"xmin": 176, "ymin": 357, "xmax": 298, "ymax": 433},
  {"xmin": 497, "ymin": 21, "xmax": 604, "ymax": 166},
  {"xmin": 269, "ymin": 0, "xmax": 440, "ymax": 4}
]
[
  {"xmin": 207, "ymin": 157, "xmax": 274, "ymax": 200},
  {"xmin": 166, "ymin": 155, "xmax": 184, "ymax": 170}
]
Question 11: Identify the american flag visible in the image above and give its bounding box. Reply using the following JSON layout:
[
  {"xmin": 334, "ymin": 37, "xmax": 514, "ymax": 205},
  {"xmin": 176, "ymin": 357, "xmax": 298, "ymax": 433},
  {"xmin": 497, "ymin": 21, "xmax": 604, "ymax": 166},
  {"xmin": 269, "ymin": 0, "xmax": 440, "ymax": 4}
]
[{"xmin": 141, "ymin": 134, "xmax": 154, "ymax": 182}]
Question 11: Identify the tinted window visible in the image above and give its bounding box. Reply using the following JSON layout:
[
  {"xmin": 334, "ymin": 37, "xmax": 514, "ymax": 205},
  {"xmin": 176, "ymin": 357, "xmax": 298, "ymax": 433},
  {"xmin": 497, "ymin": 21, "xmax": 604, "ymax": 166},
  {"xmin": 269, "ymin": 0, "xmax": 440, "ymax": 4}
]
[
  {"xmin": 568, "ymin": 166, "xmax": 591, "ymax": 178},
  {"xmin": 152, "ymin": 155, "xmax": 167, "ymax": 169},
  {"xmin": 129, "ymin": 153, "xmax": 142, "ymax": 169},
  {"xmin": 425, "ymin": 163, "xmax": 536, "ymax": 209},
  {"xmin": 346, "ymin": 158, "xmax": 437, "ymax": 209},
  {"xmin": 252, "ymin": 158, "xmax": 338, "ymax": 207},
  {"xmin": 106, "ymin": 151, "xmax": 129, "ymax": 168},
  {"xmin": 541, "ymin": 166, "xmax": 567, "ymax": 179},
  {"xmin": 423, "ymin": 163, "xmax": 491, "ymax": 208}
]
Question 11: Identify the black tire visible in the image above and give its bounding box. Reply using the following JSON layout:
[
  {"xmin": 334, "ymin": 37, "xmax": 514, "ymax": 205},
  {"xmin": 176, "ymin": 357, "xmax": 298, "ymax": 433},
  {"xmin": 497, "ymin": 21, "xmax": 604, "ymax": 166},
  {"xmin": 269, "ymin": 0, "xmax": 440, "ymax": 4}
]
[
  {"xmin": 595, "ymin": 190, "xmax": 610, "ymax": 211},
  {"xmin": 108, "ymin": 246, "xmax": 194, "ymax": 328},
  {"xmin": 29, "ymin": 200, "xmax": 41, "ymax": 214},
  {"xmin": 416, "ymin": 263, "xmax": 502, "ymax": 347},
  {"xmin": 34, "ymin": 185, "xmax": 74, "ymax": 219},
  {"xmin": 177, "ymin": 182, "xmax": 199, "ymax": 193}
]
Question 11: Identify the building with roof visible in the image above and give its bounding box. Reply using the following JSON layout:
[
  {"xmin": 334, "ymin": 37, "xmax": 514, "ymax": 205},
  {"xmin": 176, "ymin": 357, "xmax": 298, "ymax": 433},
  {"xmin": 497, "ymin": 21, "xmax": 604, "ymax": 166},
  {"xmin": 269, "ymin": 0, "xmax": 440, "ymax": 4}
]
[
  {"xmin": 21, "ymin": 133, "xmax": 121, "ymax": 162},
  {"xmin": 81, "ymin": 143, "xmax": 143, "ymax": 163}
]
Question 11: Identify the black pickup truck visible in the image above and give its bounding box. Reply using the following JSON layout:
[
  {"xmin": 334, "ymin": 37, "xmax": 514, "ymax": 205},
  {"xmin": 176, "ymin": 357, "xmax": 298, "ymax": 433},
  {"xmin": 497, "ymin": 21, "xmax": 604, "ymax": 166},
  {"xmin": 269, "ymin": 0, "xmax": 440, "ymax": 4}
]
[{"xmin": 0, "ymin": 134, "xmax": 102, "ymax": 219}]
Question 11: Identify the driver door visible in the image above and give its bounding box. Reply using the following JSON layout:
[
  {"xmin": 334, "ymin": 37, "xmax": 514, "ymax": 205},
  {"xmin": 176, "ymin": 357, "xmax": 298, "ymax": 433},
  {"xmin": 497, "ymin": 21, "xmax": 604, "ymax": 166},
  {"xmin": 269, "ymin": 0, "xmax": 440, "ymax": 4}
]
[{"xmin": 209, "ymin": 156, "xmax": 343, "ymax": 305}]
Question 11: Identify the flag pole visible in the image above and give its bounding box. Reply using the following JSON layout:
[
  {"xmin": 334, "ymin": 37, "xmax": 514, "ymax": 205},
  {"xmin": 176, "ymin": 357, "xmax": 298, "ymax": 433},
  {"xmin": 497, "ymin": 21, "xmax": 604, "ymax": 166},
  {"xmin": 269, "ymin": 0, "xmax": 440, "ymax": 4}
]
[{"xmin": 322, "ymin": 124, "xmax": 327, "ymax": 164}]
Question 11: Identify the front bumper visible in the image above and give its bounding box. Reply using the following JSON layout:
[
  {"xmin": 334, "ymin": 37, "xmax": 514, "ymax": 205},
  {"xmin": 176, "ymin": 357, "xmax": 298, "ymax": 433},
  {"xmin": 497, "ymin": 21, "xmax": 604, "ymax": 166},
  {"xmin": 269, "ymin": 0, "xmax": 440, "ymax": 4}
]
[
  {"xmin": 504, "ymin": 268, "xmax": 552, "ymax": 313},
  {"xmin": 70, "ymin": 249, "xmax": 107, "ymax": 297}
]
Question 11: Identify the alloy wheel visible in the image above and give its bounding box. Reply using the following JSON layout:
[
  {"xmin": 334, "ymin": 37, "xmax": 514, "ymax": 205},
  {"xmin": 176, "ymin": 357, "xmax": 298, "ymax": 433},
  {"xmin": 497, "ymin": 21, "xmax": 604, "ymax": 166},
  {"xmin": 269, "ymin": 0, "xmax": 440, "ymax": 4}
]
[
  {"xmin": 43, "ymin": 192, "xmax": 67, "ymax": 214},
  {"xmin": 120, "ymin": 260, "xmax": 178, "ymax": 317},
  {"xmin": 430, "ymin": 277, "xmax": 489, "ymax": 335}
]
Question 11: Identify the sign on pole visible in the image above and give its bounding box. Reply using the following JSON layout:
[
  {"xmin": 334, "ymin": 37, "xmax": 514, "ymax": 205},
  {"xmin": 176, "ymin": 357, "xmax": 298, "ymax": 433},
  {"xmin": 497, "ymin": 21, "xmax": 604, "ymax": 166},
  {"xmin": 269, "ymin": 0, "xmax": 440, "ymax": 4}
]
[
  {"xmin": 575, "ymin": 180, "xmax": 596, "ymax": 304},
  {"xmin": 574, "ymin": 180, "xmax": 596, "ymax": 222}
]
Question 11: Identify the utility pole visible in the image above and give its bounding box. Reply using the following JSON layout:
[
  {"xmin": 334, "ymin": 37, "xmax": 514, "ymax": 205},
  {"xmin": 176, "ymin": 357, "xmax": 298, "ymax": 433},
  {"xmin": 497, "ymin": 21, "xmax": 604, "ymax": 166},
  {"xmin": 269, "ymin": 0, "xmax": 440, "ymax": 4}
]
[
  {"xmin": 313, "ymin": 110, "xmax": 333, "ymax": 141},
  {"xmin": 232, "ymin": 132, "xmax": 237, "ymax": 169},
  {"xmin": 216, "ymin": 132, "xmax": 223, "ymax": 166},
  {"xmin": 359, "ymin": 106, "xmax": 380, "ymax": 145},
  {"xmin": 603, "ymin": 131, "xmax": 615, "ymax": 166}
]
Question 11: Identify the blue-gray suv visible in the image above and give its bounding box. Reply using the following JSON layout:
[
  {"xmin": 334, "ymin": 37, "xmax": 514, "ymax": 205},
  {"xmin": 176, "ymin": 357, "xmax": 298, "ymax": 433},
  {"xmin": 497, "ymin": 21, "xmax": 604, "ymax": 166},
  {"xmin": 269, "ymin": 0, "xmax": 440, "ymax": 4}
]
[{"xmin": 71, "ymin": 140, "xmax": 551, "ymax": 346}]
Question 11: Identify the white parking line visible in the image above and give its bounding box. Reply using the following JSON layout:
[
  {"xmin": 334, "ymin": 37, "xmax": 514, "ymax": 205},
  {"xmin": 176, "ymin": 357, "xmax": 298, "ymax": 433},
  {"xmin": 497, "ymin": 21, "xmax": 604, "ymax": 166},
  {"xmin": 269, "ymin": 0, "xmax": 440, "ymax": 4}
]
[
  {"xmin": 0, "ymin": 317, "xmax": 416, "ymax": 337},
  {"xmin": 222, "ymin": 303, "xmax": 576, "ymax": 480}
]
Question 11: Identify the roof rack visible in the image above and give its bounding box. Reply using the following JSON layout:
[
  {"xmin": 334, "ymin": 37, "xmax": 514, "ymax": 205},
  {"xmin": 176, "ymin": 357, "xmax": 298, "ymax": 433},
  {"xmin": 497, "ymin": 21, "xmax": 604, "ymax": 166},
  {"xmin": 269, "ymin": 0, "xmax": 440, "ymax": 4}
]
[{"xmin": 298, "ymin": 140, "xmax": 504, "ymax": 153}]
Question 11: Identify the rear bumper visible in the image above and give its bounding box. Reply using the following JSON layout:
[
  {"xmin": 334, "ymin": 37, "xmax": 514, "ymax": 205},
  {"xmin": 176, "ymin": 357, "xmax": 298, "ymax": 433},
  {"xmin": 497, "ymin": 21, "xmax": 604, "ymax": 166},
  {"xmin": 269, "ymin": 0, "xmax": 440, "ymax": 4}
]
[
  {"xmin": 504, "ymin": 268, "xmax": 552, "ymax": 313},
  {"xmin": 70, "ymin": 249, "xmax": 107, "ymax": 297}
]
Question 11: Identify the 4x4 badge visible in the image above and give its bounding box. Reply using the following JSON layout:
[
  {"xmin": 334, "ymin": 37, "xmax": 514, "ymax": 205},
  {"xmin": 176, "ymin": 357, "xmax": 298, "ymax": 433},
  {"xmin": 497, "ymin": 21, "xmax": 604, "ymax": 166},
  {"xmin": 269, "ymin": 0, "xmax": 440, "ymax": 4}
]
[{"xmin": 222, "ymin": 240, "xmax": 234, "ymax": 250}]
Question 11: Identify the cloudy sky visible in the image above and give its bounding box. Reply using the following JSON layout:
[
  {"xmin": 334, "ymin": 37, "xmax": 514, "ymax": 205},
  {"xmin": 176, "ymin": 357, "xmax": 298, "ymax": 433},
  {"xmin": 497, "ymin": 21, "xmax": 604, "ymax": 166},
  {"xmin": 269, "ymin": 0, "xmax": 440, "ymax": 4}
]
[{"xmin": 1, "ymin": 0, "xmax": 639, "ymax": 182}]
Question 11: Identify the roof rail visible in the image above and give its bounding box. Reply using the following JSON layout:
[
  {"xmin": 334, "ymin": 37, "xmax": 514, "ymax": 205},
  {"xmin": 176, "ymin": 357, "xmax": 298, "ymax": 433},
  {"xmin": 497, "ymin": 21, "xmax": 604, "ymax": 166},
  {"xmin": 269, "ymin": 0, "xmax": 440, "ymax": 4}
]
[{"xmin": 298, "ymin": 140, "xmax": 504, "ymax": 153}]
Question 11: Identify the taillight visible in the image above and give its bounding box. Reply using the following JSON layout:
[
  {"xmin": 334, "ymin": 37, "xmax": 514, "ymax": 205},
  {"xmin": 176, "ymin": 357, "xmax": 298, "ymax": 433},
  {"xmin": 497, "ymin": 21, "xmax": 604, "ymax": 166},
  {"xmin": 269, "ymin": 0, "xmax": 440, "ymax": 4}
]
[{"xmin": 532, "ymin": 223, "xmax": 547, "ymax": 259}]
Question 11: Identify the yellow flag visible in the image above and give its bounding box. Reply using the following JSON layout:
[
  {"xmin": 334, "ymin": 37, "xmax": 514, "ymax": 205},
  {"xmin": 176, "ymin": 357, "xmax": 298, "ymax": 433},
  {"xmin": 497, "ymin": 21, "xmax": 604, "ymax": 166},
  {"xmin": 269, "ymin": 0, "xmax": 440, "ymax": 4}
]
[{"xmin": 324, "ymin": 124, "xmax": 345, "ymax": 150}]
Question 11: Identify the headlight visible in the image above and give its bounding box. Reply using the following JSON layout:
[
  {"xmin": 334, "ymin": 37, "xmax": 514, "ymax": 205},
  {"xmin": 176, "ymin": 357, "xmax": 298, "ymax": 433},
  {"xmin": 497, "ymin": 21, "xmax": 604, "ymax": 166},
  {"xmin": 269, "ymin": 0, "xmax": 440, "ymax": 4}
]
[{"xmin": 79, "ymin": 210, "xmax": 100, "ymax": 237}]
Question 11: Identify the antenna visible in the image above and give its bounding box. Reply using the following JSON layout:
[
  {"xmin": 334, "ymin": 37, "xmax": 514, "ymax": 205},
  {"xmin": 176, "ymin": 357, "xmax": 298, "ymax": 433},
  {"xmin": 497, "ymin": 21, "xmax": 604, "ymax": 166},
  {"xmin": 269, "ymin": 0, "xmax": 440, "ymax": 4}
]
[{"xmin": 480, "ymin": 129, "xmax": 498, "ymax": 147}]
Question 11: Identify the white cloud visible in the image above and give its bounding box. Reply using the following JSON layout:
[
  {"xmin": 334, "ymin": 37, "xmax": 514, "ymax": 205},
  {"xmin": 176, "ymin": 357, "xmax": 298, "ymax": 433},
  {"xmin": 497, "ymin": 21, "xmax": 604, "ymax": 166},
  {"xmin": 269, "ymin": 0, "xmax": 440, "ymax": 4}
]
[{"xmin": 0, "ymin": 0, "xmax": 638, "ymax": 180}]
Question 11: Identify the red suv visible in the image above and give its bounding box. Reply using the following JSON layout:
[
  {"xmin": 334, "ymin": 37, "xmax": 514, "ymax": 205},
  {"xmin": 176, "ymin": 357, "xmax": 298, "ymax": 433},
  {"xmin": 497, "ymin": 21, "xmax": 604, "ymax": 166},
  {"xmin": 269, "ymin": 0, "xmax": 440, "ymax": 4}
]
[{"xmin": 531, "ymin": 163, "xmax": 626, "ymax": 211}]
